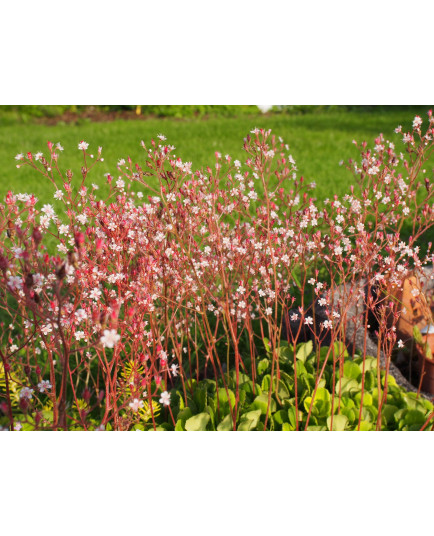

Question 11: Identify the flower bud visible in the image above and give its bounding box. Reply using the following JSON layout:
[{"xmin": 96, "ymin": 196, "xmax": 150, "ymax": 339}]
[
  {"xmin": 75, "ymin": 232, "xmax": 85, "ymax": 249},
  {"xmin": 32, "ymin": 227, "xmax": 42, "ymax": 246}
]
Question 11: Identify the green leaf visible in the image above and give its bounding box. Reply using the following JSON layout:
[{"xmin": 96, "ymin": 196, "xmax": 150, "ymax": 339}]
[
  {"xmin": 381, "ymin": 405, "xmax": 399, "ymax": 425},
  {"xmin": 263, "ymin": 338, "xmax": 271, "ymax": 354},
  {"xmin": 175, "ymin": 419, "xmax": 185, "ymax": 431},
  {"xmin": 358, "ymin": 421, "xmax": 373, "ymax": 431},
  {"xmin": 327, "ymin": 414, "xmax": 348, "ymax": 431},
  {"xmin": 336, "ymin": 377, "xmax": 360, "ymax": 395},
  {"xmin": 253, "ymin": 394, "xmax": 276, "ymax": 415},
  {"xmin": 273, "ymin": 410, "xmax": 289, "ymax": 426},
  {"xmin": 238, "ymin": 409, "xmax": 262, "ymax": 431},
  {"xmin": 217, "ymin": 388, "xmax": 236, "ymax": 416},
  {"xmin": 354, "ymin": 391, "xmax": 373, "ymax": 407},
  {"xmin": 261, "ymin": 374, "xmax": 271, "ymax": 392},
  {"xmin": 303, "ymin": 387, "xmax": 331, "ymax": 418},
  {"xmin": 177, "ymin": 407, "xmax": 193, "ymax": 423},
  {"xmin": 333, "ymin": 341, "xmax": 349, "ymax": 358},
  {"xmin": 343, "ymin": 361, "xmax": 362, "ymax": 380},
  {"xmin": 193, "ymin": 385, "xmax": 207, "ymax": 412},
  {"xmin": 296, "ymin": 341, "xmax": 313, "ymax": 362},
  {"xmin": 217, "ymin": 413, "xmax": 234, "ymax": 431},
  {"xmin": 257, "ymin": 358, "xmax": 270, "ymax": 376},
  {"xmin": 403, "ymin": 410, "xmax": 426, "ymax": 426},
  {"xmin": 185, "ymin": 412, "xmax": 210, "ymax": 431}
]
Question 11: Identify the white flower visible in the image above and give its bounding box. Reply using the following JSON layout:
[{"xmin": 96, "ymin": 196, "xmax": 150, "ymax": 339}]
[
  {"xmin": 15, "ymin": 153, "xmax": 24, "ymax": 160},
  {"xmin": 78, "ymin": 141, "xmax": 89, "ymax": 150},
  {"xmin": 38, "ymin": 380, "xmax": 52, "ymax": 393},
  {"xmin": 89, "ymin": 288, "xmax": 102, "ymax": 300},
  {"xmin": 58, "ymin": 224, "xmax": 69, "ymax": 235},
  {"xmin": 116, "ymin": 178, "xmax": 125, "ymax": 189},
  {"xmin": 304, "ymin": 316, "xmax": 313, "ymax": 326},
  {"xmin": 159, "ymin": 391, "xmax": 171, "ymax": 406},
  {"xmin": 35, "ymin": 152, "xmax": 43, "ymax": 161},
  {"xmin": 56, "ymin": 143, "xmax": 64, "ymax": 151},
  {"xmin": 398, "ymin": 340, "xmax": 404, "ymax": 348},
  {"xmin": 129, "ymin": 398, "xmax": 144, "ymax": 412},
  {"xmin": 41, "ymin": 324, "xmax": 52, "ymax": 336},
  {"xmin": 14, "ymin": 422, "xmax": 22, "ymax": 431},
  {"xmin": 318, "ymin": 298, "xmax": 327, "ymax": 307},
  {"xmin": 322, "ymin": 320, "xmax": 333, "ymax": 330},
  {"xmin": 170, "ymin": 364, "xmax": 179, "ymax": 377},
  {"xmin": 411, "ymin": 288, "xmax": 420, "ymax": 297},
  {"xmin": 75, "ymin": 330, "xmax": 86, "ymax": 341},
  {"xmin": 100, "ymin": 329, "xmax": 120, "ymax": 349},
  {"xmin": 20, "ymin": 387, "xmax": 34, "ymax": 400},
  {"xmin": 290, "ymin": 313, "xmax": 298, "ymax": 321},
  {"xmin": 10, "ymin": 344, "xmax": 18, "ymax": 353},
  {"xmin": 413, "ymin": 116, "xmax": 422, "ymax": 129},
  {"xmin": 157, "ymin": 134, "xmax": 167, "ymax": 141},
  {"xmin": 41, "ymin": 204, "xmax": 55, "ymax": 218},
  {"xmin": 54, "ymin": 190, "xmax": 64, "ymax": 200},
  {"xmin": 265, "ymin": 307, "xmax": 273, "ymax": 316}
]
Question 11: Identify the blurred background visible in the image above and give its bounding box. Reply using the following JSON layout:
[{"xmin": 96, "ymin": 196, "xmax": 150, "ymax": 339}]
[{"xmin": 1, "ymin": 104, "xmax": 432, "ymax": 207}]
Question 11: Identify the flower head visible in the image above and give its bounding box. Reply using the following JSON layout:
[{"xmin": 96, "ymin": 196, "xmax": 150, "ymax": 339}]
[
  {"xmin": 129, "ymin": 398, "xmax": 144, "ymax": 412},
  {"xmin": 100, "ymin": 329, "xmax": 121, "ymax": 349},
  {"xmin": 38, "ymin": 380, "xmax": 52, "ymax": 393},
  {"xmin": 159, "ymin": 391, "xmax": 171, "ymax": 406},
  {"xmin": 20, "ymin": 387, "xmax": 34, "ymax": 400}
]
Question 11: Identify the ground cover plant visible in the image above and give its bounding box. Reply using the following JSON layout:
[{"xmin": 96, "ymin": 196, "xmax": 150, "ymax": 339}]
[{"xmin": 0, "ymin": 111, "xmax": 433, "ymax": 430}]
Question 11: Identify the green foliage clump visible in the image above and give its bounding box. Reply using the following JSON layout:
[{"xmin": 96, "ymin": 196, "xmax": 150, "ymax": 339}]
[{"xmin": 94, "ymin": 343, "xmax": 433, "ymax": 432}]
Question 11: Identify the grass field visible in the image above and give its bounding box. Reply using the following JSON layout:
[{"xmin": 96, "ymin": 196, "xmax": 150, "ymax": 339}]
[{"xmin": 0, "ymin": 106, "xmax": 432, "ymax": 206}]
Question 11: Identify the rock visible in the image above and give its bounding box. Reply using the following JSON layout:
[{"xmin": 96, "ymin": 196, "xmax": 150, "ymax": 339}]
[{"xmin": 281, "ymin": 268, "xmax": 434, "ymax": 400}]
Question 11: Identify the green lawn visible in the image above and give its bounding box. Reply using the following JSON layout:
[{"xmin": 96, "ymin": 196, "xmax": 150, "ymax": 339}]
[{"xmin": 0, "ymin": 106, "xmax": 432, "ymax": 206}]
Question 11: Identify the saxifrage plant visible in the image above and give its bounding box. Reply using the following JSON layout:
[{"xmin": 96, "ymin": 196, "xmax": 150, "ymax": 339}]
[{"xmin": 0, "ymin": 112, "xmax": 433, "ymax": 430}]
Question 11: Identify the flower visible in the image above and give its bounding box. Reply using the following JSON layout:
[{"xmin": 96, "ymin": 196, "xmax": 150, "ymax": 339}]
[
  {"xmin": 14, "ymin": 422, "xmax": 22, "ymax": 431},
  {"xmin": 100, "ymin": 329, "xmax": 120, "ymax": 349},
  {"xmin": 38, "ymin": 380, "xmax": 52, "ymax": 393},
  {"xmin": 129, "ymin": 398, "xmax": 144, "ymax": 412},
  {"xmin": 78, "ymin": 141, "xmax": 89, "ymax": 150},
  {"xmin": 41, "ymin": 324, "xmax": 52, "ymax": 336},
  {"xmin": 304, "ymin": 316, "xmax": 313, "ymax": 326},
  {"xmin": 170, "ymin": 364, "xmax": 179, "ymax": 377},
  {"xmin": 413, "ymin": 116, "xmax": 422, "ymax": 129},
  {"xmin": 15, "ymin": 153, "xmax": 24, "ymax": 160},
  {"xmin": 398, "ymin": 340, "xmax": 404, "ymax": 348},
  {"xmin": 54, "ymin": 190, "xmax": 64, "ymax": 200},
  {"xmin": 75, "ymin": 331, "xmax": 86, "ymax": 341},
  {"xmin": 10, "ymin": 344, "xmax": 19, "ymax": 353},
  {"xmin": 159, "ymin": 391, "xmax": 171, "ymax": 406},
  {"xmin": 89, "ymin": 288, "xmax": 102, "ymax": 300},
  {"xmin": 20, "ymin": 387, "xmax": 34, "ymax": 400},
  {"xmin": 290, "ymin": 313, "xmax": 298, "ymax": 321}
]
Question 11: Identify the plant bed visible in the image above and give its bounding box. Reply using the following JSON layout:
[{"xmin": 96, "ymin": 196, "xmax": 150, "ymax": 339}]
[{"xmin": 1, "ymin": 113, "xmax": 434, "ymax": 430}]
